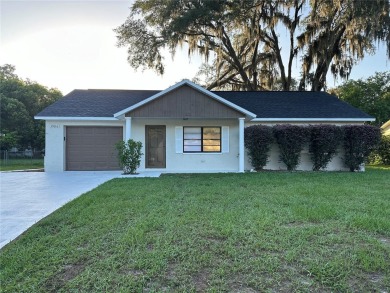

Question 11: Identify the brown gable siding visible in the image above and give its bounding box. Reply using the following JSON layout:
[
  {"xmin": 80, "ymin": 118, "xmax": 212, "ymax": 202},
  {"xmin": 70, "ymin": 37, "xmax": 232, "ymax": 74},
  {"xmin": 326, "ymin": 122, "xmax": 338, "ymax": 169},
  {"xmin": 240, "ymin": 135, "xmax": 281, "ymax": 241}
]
[{"xmin": 125, "ymin": 85, "xmax": 243, "ymax": 118}]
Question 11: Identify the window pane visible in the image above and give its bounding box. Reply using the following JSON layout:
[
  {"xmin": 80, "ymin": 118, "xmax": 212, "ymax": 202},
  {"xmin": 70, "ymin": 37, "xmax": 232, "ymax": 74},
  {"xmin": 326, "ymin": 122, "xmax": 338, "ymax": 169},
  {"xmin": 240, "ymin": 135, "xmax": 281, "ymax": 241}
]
[
  {"xmin": 203, "ymin": 139, "xmax": 221, "ymax": 146},
  {"xmin": 184, "ymin": 139, "xmax": 201, "ymax": 146},
  {"xmin": 184, "ymin": 127, "xmax": 201, "ymax": 141},
  {"xmin": 184, "ymin": 145, "xmax": 202, "ymax": 152},
  {"xmin": 184, "ymin": 127, "xmax": 201, "ymax": 134},
  {"xmin": 203, "ymin": 145, "xmax": 221, "ymax": 152},
  {"xmin": 203, "ymin": 127, "xmax": 221, "ymax": 139},
  {"xmin": 203, "ymin": 133, "xmax": 220, "ymax": 140},
  {"xmin": 184, "ymin": 133, "xmax": 201, "ymax": 140}
]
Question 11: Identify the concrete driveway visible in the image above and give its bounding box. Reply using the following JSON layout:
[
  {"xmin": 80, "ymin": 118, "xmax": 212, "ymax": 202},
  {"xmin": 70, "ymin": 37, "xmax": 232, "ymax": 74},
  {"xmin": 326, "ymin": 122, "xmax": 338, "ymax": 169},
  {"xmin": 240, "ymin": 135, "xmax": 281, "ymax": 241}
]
[{"xmin": 0, "ymin": 171, "xmax": 161, "ymax": 249}]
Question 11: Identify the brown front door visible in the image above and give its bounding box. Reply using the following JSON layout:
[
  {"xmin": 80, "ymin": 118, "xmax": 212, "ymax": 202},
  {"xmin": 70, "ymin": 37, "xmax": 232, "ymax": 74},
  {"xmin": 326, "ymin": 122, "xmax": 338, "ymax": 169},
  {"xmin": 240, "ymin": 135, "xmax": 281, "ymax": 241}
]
[{"xmin": 146, "ymin": 125, "xmax": 166, "ymax": 168}]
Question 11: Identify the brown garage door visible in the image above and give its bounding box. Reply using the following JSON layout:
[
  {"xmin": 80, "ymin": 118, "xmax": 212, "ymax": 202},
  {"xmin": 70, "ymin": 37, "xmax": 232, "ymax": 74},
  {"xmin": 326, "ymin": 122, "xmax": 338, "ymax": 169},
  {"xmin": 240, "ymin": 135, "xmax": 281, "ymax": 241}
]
[{"xmin": 66, "ymin": 126, "xmax": 123, "ymax": 171}]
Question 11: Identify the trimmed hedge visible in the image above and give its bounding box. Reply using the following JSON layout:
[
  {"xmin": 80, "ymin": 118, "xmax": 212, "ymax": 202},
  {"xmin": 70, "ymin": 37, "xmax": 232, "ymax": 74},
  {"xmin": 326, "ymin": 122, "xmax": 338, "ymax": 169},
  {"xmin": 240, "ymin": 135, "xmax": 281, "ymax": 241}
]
[
  {"xmin": 244, "ymin": 124, "xmax": 381, "ymax": 172},
  {"xmin": 273, "ymin": 125, "xmax": 308, "ymax": 171},
  {"xmin": 244, "ymin": 125, "xmax": 273, "ymax": 170},
  {"xmin": 378, "ymin": 135, "xmax": 390, "ymax": 165},
  {"xmin": 342, "ymin": 125, "xmax": 381, "ymax": 171},
  {"xmin": 309, "ymin": 125, "xmax": 343, "ymax": 171}
]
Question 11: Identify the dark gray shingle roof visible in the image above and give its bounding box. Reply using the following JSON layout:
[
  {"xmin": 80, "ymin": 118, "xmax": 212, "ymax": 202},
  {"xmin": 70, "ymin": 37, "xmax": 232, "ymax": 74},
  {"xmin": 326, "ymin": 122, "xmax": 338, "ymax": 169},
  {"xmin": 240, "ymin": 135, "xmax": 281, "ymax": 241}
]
[
  {"xmin": 215, "ymin": 91, "xmax": 373, "ymax": 119},
  {"xmin": 36, "ymin": 89, "xmax": 160, "ymax": 117},
  {"xmin": 36, "ymin": 89, "xmax": 373, "ymax": 120}
]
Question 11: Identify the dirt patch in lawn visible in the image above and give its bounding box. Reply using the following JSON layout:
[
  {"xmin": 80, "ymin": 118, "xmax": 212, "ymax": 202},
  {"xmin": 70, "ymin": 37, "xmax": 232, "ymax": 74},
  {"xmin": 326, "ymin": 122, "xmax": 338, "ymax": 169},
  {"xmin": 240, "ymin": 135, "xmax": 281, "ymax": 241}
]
[
  {"xmin": 379, "ymin": 237, "xmax": 390, "ymax": 246},
  {"xmin": 62, "ymin": 263, "xmax": 86, "ymax": 282},
  {"xmin": 44, "ymin": 262, "xmax": 87, "ymax": 292},
  {"xmin": 192, "ymin": 270, "xmax": 209, "ymax": 292},
  {"xmin": 165, "ymin": 262, "xmax": 177, "ymax": 280},
  {"xmin": 229, "ymin": 283, "xmax": 258, "ymax": 293},
  {"xmin": 369, "ymin": 273, "xmax": 384, "ymax": 283}
]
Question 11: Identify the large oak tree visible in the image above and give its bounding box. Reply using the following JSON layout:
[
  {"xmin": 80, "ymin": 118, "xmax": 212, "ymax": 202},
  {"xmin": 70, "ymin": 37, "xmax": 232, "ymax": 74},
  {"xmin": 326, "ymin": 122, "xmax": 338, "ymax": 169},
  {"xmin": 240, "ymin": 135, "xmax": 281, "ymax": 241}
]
[{"xmin": 115, "ymin": 0, "xmax": 389, "ymax": 91}]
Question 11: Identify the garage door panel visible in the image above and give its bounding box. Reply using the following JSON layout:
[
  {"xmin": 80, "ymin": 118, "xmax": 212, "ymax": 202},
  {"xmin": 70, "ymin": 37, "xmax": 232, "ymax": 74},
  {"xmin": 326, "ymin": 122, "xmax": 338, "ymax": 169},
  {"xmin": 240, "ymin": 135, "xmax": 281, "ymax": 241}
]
[
  {"xmin": 66, "ymin": 126, "xmax": 123, "ymax": 171},
  {"xmin": 111, "ymin": 128, "xmax": 121, "ymax": 134},
  {"xmin": 95, "ymin": 128, "xmax": 110, "ymax": 135},
  {"xmin": 81, "ymin": 128, "xmax": 94, "ymax": 135},
  {"xmin": 67, "ymin": 127, "xmax": 80, "ymax": 135}
]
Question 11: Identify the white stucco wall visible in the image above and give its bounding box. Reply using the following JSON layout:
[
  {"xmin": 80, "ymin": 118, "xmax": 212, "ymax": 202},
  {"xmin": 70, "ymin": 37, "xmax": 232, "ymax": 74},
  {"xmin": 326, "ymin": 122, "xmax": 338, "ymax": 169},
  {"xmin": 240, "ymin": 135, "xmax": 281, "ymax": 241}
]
[
  {"xmin": 131, "ymin": 118, "xmax": 240, "ymax": 173},
  {"xmin": 44, "ymin": 120, "xmax": 124, "ymax": 172},
  {"xmin": 44, "ymin": 119, "xmax": 365, "ymax": 172},
  {"xmin": 44, "ymin": 118, "xmax": 241, "ymax": 172}
]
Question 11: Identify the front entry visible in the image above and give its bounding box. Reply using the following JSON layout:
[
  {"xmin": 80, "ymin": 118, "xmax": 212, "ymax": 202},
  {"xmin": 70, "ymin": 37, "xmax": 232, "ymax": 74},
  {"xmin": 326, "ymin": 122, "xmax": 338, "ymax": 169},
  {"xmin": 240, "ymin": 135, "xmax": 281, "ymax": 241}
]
[{"xmin": 146, "ymin": 125, "xmax": 166, "ymax": 168}]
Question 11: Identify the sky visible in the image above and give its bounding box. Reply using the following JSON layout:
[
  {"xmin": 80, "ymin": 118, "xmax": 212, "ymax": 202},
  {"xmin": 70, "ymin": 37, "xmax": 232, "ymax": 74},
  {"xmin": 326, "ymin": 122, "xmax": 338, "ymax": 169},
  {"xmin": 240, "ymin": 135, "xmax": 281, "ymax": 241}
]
[{"xmin": 1, "ymin": 0, "xmax": 389, "ymax": 95}]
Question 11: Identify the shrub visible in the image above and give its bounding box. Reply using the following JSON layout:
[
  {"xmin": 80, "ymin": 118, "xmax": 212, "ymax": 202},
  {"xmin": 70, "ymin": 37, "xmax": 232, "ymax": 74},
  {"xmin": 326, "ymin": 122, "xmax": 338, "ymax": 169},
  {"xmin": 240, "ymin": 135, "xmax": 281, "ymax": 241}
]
[
  {"xmin": 244, "ymin": 125, "xmax": 274, "ymax": 170},
  {"xmin": 115, "ymin": 139, "xmax": 143, "ymax": 174},
  {"xmin": 309, "ymin": 125, "xmax": 343, "ymax": 171},
  {"xmin": 342, "ymin": 125, "xmax": 381, "ymax": 171},
  {"xmin": 273, "ymin": 125, "xmax": 308, "ymax": 171},
  {"xmin": 0, "ymin": 131, "xmax": 18, "ymax": 151},
  {"xmin": 378, "ymin": 135, "xmax": 390, "ymax": 165}
]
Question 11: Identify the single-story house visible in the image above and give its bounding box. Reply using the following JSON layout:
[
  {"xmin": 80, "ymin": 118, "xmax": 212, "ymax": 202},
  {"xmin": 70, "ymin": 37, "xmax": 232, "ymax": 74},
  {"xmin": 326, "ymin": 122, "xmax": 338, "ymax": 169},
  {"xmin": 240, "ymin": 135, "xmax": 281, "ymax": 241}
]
[
  {"xmin": 35, "ymin": 79, "xmax": 374, "ymax": 172},
  {"xmin": 381, "ymin": 120, "xmax": 390, "ymax": 136}
]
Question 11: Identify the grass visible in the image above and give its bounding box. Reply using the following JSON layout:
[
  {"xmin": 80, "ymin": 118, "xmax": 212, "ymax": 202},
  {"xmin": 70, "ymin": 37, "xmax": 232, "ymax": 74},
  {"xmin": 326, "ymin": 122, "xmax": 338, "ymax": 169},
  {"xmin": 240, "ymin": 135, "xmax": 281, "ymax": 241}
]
[
  {"xmin": 367, "ymin": 164, "xmax": 390, "ymax": 170},
  {"xmin": 0, "ymin": 159, "xmax": 44, "ymax": 171},
  {"xmin": 1, "ymin": 169, "xmax": 389, "ymax": 292}
]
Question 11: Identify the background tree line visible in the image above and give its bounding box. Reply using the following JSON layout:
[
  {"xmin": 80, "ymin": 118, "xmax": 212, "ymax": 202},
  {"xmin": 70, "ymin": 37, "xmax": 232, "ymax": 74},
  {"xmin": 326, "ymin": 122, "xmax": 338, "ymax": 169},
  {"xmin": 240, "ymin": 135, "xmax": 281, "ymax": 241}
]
[
  {"xmin": 0, "ymin": 64, "xmax": 62, "ymax": 151},
  {"xmin": 0, "ymin": 65, "xmax": 387, "ymax": 153},
  {"xmin": 331, "ymin": 71, "xmax": 390, "ymax": 127},
  {"xmin": 115, "ymin": 0, "xmax": 389, "ymax": 91}
]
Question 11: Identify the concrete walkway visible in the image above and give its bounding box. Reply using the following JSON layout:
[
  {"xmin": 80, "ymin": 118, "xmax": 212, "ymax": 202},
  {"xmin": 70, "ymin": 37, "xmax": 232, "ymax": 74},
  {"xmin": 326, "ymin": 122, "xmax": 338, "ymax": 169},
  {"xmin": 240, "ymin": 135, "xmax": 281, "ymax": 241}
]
[{"xmin": 0, "ymin": 171, "xmax": 161, "ymax": 249}]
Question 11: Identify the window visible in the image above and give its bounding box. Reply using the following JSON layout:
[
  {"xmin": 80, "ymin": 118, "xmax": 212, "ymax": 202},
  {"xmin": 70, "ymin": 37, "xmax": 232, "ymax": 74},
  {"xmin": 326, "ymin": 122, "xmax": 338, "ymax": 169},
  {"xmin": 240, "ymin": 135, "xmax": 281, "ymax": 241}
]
[{"xmin": 183, "ymin": 127, "xmax": 221, "ymax": 152}]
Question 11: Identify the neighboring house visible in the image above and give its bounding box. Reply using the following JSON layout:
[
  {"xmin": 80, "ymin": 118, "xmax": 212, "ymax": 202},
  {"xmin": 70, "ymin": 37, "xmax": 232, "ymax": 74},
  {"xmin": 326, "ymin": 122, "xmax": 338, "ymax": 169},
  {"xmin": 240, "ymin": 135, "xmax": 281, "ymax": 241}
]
[
  {"xmin": 381, "ymin": 120, "xmax": 390, "ymax": 136},
  {"xmin": 35, "ymin": 80, "xmax": 374, "ymax": 172}
]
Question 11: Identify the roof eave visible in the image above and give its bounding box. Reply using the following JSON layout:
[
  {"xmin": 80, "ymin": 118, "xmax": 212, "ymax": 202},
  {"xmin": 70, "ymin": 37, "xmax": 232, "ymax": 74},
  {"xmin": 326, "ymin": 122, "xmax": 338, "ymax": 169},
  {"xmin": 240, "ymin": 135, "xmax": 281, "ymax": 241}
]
[
  {"xmin": 34, "ymin": 116, "xmax": 118, "ymax": 121},
  {"xmin": 250, "ymin": 118, "xmax": 375, "ymax": 122}
]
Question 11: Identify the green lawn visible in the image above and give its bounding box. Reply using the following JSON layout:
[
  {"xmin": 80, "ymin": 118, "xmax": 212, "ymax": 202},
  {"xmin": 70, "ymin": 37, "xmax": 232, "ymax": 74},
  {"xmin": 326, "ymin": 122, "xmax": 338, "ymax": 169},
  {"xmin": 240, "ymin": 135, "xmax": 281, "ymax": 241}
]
[
  {"xmin": 368, "ymin": 164, "xmax": 390, "ymax": 170},
  {"xmin": 1, "ymin": 169, "xmax": 389, "ymax": 292},
  {"xmin": 0, "ymin": 159, "xmax": 44, "ymax": 171}
]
